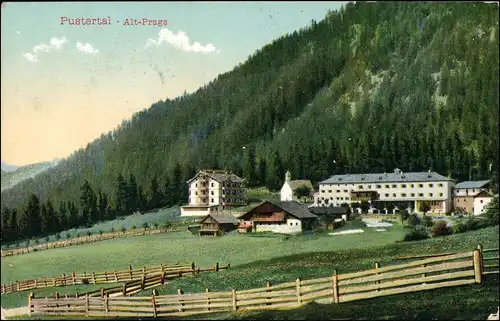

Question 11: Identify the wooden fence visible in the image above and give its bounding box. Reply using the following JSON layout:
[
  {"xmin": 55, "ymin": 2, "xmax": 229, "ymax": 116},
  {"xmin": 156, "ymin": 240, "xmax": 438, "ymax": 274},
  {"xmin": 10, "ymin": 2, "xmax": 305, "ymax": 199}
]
[
  {"xmin": 395, "ymin": 245, "xmax": 499, "ymax": 277},
  {"xmin": 41, "ymin": 263, "xmax": 231, "ymax": 299},
  {"xmin": 2, "ymin": 262, "xmax": 194, "ymax": 295},
  {"xmin": 29, "ymin": 250, "xmax": 480, "ymax": 318},
  {"xmin": 1, "ymin": 226, "xmax": 185, "ymax": 258}
]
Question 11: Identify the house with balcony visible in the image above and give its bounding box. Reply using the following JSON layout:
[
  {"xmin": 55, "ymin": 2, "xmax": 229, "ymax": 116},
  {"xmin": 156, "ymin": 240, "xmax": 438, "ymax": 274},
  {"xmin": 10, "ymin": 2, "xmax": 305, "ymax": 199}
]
[
  {"xmin": 180, "ymin": 170, "xmax": 247, "ymax": 217},
  {"xmin": 317, "ymin": 168, "xmax": 455, "ymax": 215}
]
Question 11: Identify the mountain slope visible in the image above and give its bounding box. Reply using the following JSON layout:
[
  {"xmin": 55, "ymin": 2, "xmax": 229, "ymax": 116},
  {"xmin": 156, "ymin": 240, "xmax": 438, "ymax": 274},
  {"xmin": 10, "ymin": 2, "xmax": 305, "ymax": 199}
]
[
  {"xmin": 1, "ymin": 161, "xmax": 59, "ymax": 191},
  {"xmin": 1, "ymin": 2, "xmax": 498, "ymax": 211}
]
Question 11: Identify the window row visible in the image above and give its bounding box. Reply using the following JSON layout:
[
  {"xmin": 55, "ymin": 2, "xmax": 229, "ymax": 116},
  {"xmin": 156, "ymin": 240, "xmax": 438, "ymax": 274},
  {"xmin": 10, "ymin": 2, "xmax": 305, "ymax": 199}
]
[{"xmin": 321, "ymin": 183, "xmax": 445, "ymax": 193}]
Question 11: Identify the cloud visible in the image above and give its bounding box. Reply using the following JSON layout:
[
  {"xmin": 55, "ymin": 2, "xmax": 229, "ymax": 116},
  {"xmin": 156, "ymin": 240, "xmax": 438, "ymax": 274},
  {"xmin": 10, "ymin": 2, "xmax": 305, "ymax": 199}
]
[
  {"xmin": 22, "ymin": 36, "xmax": 67, "ymax": 62},
  {"xmin": 76, "ymin": 42, "xmax": 99, "ymax": 54},
  {"xmin": 146, "ymin": 28, "xmax": 219, "ymax": 53}
]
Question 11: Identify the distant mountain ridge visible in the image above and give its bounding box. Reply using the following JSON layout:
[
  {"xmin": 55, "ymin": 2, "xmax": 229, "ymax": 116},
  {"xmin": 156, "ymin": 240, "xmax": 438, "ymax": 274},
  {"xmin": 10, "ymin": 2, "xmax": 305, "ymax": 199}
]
[{"xmin": 1, "ymin": 160, "xmax": 59, "ymax": 191}]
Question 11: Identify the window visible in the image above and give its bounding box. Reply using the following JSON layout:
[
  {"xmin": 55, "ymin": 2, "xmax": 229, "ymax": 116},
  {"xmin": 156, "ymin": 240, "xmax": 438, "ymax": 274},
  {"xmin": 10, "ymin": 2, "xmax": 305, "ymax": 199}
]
[
  {"xmin": 410, "ymin": 184, "xmax": 414, "ymax": 188},
  {"xmin": 211, "ymin": 183, "xmax": 214, "ymax": 187},
  {"xmin": 480, "ymin": 200, "xmax": 484, "ymax": 204},
  {"xmin": 344, "ymin": 189, "xmax": 348, "ymax": 192},
  {"xmin": 438, "ymin": 183, "xmax": 443, "ymax": 187},
  {"xmin": 401, "ymin": 193, "xmax": 407, "ymax": 197},
  {"xmin": 385, "ymin": 193, "xmax": 389, "ymax": 197},
  {"xmin": 401, "ymin": 184, "xmax": 407, "ymax": 188},
  {"xmin": 336, "ymin": 190, "xmax": 341, "ymax": 193},
  {"xmin": 418, "ymin": 184, "xmax": 423, "ymax": 188},
  {"xmin": 340, "ymin": 197, "xmax": 343, "ymax": 200},
  {"xmin": 439, "ymin": 193, "xmax": 443, "ymax": 197},
  {"xmin": 336, "ymin": 197, "xmax": 339, "ymax": 200},
  {"xmin": 321, "ymin": 190, "xmax": 325, "ymax": 193},
  {"xmin": 429, "ymin": 193, "xmax": 433, "ymax": 197},
  {"xmin": 368, "ymin": 185, "xmax": 372, "ymax": 189},
  {"xmin": 376, "ymin": 185, "xmax": 381, "ymax": 188},
  {"xmin": 211, "ymin": 191, "xmax": 214, "ymax": 195},
  {"xmin": 346, "ymin": 197, "xmax": 350, "ymax": 200},
  {"xmin": 385, "ymin": 185, "xmax": 390, "ymax": 188},
  {"xmin": 429, "ymin": 184, "xmax": 434, "ymax": 188},
  {"xmin": 392, "ymin": 193, "xmax": 396, "ymax": 197},
  {"xmin": 391, "ymin": 184, "xmax": 397, "ymax": 188},
  {"xmin": 330, "ymin": 197, "xmax": 333, "ymax": 200},
  {"xmin": 289, "ymin": 222, "xmax": 293, "ymax": 226},
  {"xmin": 195, "ymin": 192, "xmax": 198, "ymax": 195},
  {"xmin": 358, "ymin": 185, "xmax": 363, "ymax": 189},
  {"xmin": 418, "ymin": 193, "xmax": 424, "ymax": 197},
  {"xmin": 296, "ymin": 222, "xmax": 299, "ymax": 226},
  {"xmin": 211, "ymin": 198, "xmax": 214, "ymax": 203},
  {"xmin": 411, "ymin": 193, "xmax": 415, "ymax": 197}
]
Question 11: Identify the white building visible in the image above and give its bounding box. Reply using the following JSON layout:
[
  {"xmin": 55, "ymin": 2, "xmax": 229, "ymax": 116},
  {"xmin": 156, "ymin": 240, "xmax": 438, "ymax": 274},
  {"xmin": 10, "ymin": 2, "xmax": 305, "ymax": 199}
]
[
  {"xmin": 317, "ymin": 168, "xmax": 455, "ymax": 215},
  {"xmin": 473, "ymin": 190, "xmax": 494, "ymax": 216},
  {"xmin": 280, "ymin": 171, "xmax": 314, "ymax": 202},
  {"xmin": 180, "ymin": 170, "xmax": 247, "ymax": 217}
]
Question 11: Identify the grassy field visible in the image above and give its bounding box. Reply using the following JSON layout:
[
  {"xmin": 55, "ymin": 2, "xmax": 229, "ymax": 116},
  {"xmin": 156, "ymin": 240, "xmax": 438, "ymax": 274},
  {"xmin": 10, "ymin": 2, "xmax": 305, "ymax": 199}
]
[
  {"xmin": 1, "ymin": 206, "xmax": 183, "ymax": 250},
  {"xmin": 6, "ymin": 225, "xmax": 499, "ymax": 320},
  {"xmin": 1, "ymin": 219, "xmax": 405, "ymax": 307}
]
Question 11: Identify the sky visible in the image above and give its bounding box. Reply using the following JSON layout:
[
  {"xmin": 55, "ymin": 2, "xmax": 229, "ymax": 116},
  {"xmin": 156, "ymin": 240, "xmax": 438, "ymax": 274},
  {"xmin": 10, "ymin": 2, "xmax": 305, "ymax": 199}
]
[{"xmin": 1, "ymin": 1, "xmax": 347, "ymax": 166}]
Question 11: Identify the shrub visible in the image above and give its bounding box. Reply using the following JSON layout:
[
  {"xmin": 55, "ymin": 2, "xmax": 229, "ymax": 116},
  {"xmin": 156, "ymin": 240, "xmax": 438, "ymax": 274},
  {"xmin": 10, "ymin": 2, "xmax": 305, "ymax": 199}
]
[
  {"xmin": 55, "ymin": 233, "xmax": 61, "ymax": 240},
  {"xmin": 121, "ymin": 227, "xmax": 126, "ymax": 233},
  {"xmin": 422, "ymin": 215, "xmax": 434, "ymax": 227},
  {"xmin": 153, "ymin": 222, "xmax": 159, "ymax": 229},
  {"xmin": 25, "ymin": 240, "xmax": 30, "ymax": 246},
  {"xmin": 484, "ymin": 197, "xmax": 499, "ymax": 224},
  {"xmin": 98, "ymin": 230, "xmax": 103, "ymax": 235},
  {"xmin": 162, "ymin": 221, "xmax": 172, "ymax": 229},
  {"xmin": 66, "ymin": 233, "xmax": 71, "ymax": 240},
  {"xmin": 403, "ymin": 225, "xmax": 429, "ymax": 242},
  {"xmin": 431, "ymin": 220, "xmax": 453, "ymax": 237},
  {"xmin": 76, "ymin": 233, "xmax": 80, "ymax": 238},
  {"xmin": 35, "ymin": 238, "xmax": 40, "ymax": 245},
  {"xmin": 142, "ymin": 222, "xmax": 149, "ymax": 229},
  {"xmin": 86, "ymin": 230, "xmax": 92, "ymax": 236},
  {"xmin": 131, "ymin": 225, "xmax": 137, "ymax": 230},
  {"xmin": 111, "ymin": 227, "xmax": 115, "ymax": 233},
  {"xmin": 408, "ymin": 214, "xmax": 421, "ymax": 227}
]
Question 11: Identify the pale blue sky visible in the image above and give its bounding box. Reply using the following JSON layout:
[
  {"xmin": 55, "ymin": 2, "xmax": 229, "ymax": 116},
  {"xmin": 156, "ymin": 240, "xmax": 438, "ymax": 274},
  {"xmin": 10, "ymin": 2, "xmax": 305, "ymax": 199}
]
[{"xmin": 1, "ymin": 1, "xmax": 347, "ymax": 166}]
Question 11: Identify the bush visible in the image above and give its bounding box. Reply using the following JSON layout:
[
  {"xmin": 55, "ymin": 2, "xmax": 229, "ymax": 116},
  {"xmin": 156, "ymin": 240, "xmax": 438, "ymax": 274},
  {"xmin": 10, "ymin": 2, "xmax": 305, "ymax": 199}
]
[
  {"xmin": 121, "ymin": 227, "xmax": 126, "ymax": 233},
  {"xmin": 403, "ymin": 225, "xmax": 429, "ymax": 242},
  {"xmin": 162, "ymin": 221, "xmax": 172, "ymax": 229},
  {"xmin": 422, "ymin": 215, "xmax": 434, "ymax": 227},
  {"xmin": 66, "ymin": 233, "xmax": 71, "ymax": 240},
  {"xmin": 453, "ymin": 221, "xmax": 468, "ymax": 234},
  {"xmin": 408, "ymin": 214, "xmax": 421, "ymax": 227},
  {"xmin": 55, "ymin": 233, "xmax": 61, "ymax": 240},
  {"xmin": 98, "ymin": 230, "xmax": 103, "ymax": 235},
  {"xmin": 45, "ymin": 236, "xmax": 50, "ymax": 242},
  {"xmin": 34, "ymin": 238, "xmax": 40, "ymax": 245},
  {"xmin": 111, "ymin": 227, "xmax": 115, "ymax": 233},
  {"xmin": 153, "ymin": 222, "xmax": 159, "ymax": 229},
  {"xmin": 142, "ymin": 222, "xmax": 149, "ymax": 229},
  {"xmin": 76, "ymin": 233, "xmax": 80, "ymax": 238},
  {"xmin": 131, "ymin": 225, "xmax": 137, "ymax": 230},
  {"xmin": 431, "ymin": 220, "xmax": 453, "ymax": 237},
  {"xmin": 86, "ymin": 230, "xmax": 92, "ymax": 236}
]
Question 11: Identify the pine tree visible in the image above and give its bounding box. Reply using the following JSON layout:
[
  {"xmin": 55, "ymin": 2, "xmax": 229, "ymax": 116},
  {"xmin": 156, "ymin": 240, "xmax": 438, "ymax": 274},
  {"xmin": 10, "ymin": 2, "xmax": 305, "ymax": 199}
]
[
  {"xmin": 127, "ymin": 174, "xmax": 139, "ymax": 214},
  {"xmin": 266, "ymin": 151, "xmax": 284, "ymax": 191},
  {"xmin": 80, "ymin": 180, "xmax": 97, "ymax": 227},
  {"xmin": 243, "ymin": 146, "xmax": 257, "ymax": 186},
  {"xmin": 137, "ymin": 186, "xmax": 147, "ymax": 212},
  {"xmin": 115, "ymin": 174, "xmax": 127, "ymax": 216},
  {"xmin": 148, "ymin": 176, "xmax": 164, "ymax": 210},
  {"xmin": 20, "ymin": 193, "xmax": 42, "ymax": 238},
  {"xmin": 9, "ymin": 208, "xmax": 20, "ymax": 241},
  {"xmin": 98, "ymin": 189, "xmax": 108, "ymax": 222},
  {"xmin": 1, "ymin": 208, "xmax": 11, "ymax": 243}
]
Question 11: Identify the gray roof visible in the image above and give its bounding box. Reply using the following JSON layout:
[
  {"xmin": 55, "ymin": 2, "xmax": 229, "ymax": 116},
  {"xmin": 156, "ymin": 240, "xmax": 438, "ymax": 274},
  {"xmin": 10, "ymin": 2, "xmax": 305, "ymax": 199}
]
[
  {"xmin": 202, "ymin": 213, "xmax": 240, "ymax": 224},
  {"xmin": 187, "ymin": 170, "xmax": 246, "ymax": 184},
  {"xmin": 268, "ymin": 200, "xmax": 318, "ymax": 219},
  {"xmin": 310, "ymin": 207, "xmax": 348, "ymax": 215},
  {"xmin": 454, "ymin": 180, "xmax": 490, "ymax": 189},
  {"xmin": 319, "ymin": 170, "xmax": 453, "ymax": 185}
]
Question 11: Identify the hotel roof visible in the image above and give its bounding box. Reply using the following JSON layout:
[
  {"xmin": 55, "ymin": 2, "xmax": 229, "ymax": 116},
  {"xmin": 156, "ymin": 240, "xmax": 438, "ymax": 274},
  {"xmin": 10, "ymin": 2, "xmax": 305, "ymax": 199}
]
[{"xmin": 319, "ymin": 169, "xmax": 453, "ymax": 185}]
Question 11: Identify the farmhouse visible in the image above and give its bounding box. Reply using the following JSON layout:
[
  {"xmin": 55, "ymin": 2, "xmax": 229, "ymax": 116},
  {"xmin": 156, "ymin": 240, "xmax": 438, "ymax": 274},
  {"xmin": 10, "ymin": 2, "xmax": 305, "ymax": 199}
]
[
  {"xmin": 472, "ymin": 190, "xmax": 494, "ymax": 216},
  {"xmin": 180, "ymin": 169, "xmax": 247, "ymax": 217},
  {"xmin": 309, "ymin": 206, "xmax": 349, "ymax": 231},
  {"xmin": 238, "ymin": 200, "xmax": 318, "ymax": 234},
  {"xmin": 280, "ymin": 171, "xmax": 314, "ymax": 202},
  {"xmin": 317, "ymin": 168, "xmax": 455, "ymax": 215},
  {"xmin": 198, "ymin": 213, "xmax": 240, "ymax": 236},
  {"xmin": 453, "ymin": 180, "xmax": 491, "ymax": 214}
]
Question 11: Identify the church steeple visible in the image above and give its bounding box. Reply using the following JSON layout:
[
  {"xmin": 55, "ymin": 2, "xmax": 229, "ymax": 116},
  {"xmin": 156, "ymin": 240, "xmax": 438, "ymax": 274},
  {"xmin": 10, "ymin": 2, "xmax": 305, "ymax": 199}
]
[{"xmin": 285, "ymin": 170, "xmax": 291, "ymax": 183}]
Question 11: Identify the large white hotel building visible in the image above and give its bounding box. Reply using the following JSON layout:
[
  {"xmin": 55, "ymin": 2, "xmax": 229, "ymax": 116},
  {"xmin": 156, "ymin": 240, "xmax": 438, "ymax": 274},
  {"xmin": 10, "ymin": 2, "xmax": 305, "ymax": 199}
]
[{"xmin": 316, "ymin": 168, "xmax": 455, "ymax": 214}]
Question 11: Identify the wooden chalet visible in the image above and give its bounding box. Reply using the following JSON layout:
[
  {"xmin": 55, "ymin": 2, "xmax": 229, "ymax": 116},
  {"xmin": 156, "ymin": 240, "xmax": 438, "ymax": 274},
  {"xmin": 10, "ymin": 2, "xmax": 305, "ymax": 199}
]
[
  {"xmin": 309, "ymin": 206, "xmax": 349, "ymax": 230},
  {"xmin": 198, "ymin": 213, "xmax": 240, "ymax": 236},
  {"xmin": 238, "ymin": 200, "xmax": 318, "ymax": 234}
]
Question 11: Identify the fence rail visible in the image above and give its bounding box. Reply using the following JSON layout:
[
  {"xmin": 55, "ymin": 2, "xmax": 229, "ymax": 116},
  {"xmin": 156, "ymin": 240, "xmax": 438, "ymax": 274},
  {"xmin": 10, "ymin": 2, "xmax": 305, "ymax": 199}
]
[
  {"xmin": 29, "ymin": 250, "xmax": 480, "ymax": 318},
  {"xmin": 1, "ymin": 226, "xmax": 184, "ymax": 258},
  {"xmin": 2, "ymin": 262, "xmax": 194, "ymax": 295}
]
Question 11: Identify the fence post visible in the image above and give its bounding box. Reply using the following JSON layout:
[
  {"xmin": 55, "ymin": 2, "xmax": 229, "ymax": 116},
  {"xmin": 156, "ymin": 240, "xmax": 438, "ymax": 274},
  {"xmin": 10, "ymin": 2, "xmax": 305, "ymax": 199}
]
[
  {"xmin": 332, "ymin": 270, "xmax": 339, "ymax": 304},
  {"xmin": 473, "ymin": 249, "xmax": 483, "ymax": 283},
  {"xmin": 206, "ymin": 288, "xmax": 210, "ymax": 311},
  {"xmin": 72, "ymin": 271, "xmax": 76, "ymax": 285},
  {"xmin": 129, "ymin": 265, "xmax": 133, "ymax": 280},
  {"xmin": 152, "ymin": 294, "xmax": 157, "ymax": 318},
  {"xmin": 161, "ymin": 271, "xmax": 166, "ymax": 285},
  {"xmin": 178, "ymin": 289, "xmax": 184, "ymax": 312},
  {"xmin": 191, "ymin": 262, "xmax": 195, "ymax": 275},
  {"xmin": 114, "ymin": 271, "xmax": 118, "ymax": 282},
  {"xmin": 44, "ymin": 276, "xmax": 47, "ymax": 287},
  {"xmin": 85, "ymin": 294, "xmax": 89, "ymax": 316},
  {"xmin": 2, "ymin": 283, "xmax": 6, "ymax": 294},
  {"xmin": 105, "ymin": 271, "xmax": 108, "ymax": 282},
  {"xmin": 17, "ymin": 280, "xmax": 20, "ymax": 291},
  {"xmin": 141, "ymin": 274, "xmax": 146, "ymax": 290},
  {"xmin": 52, "ymin": 277, "xmax": 56, "ymax": 286},
  {"xmin": 28, "ymin": 292, "xmax": 33, "ymax": 316},
  {"xmin": 477, "ymin": 244, "xmax": 484, "ymax": 273},
  {"xmin": 62, "ymin": 273, "xmax": 66, "ymax": 286},
  {"xmin": 232, "ymin": 289, "xmax": 237, "ymax": 311},
  {"xmin": 160, "ymin": 263, "xmax": 164, "ymax": 272},
  {"xmin": 101, "ymin": 287, "xmax": 105, "ymax": 298},
  {"xmin": 105, "ymin": 293, "xmax": 109, "ymax": 315},
  {"xmin": 296, "ymin": 278, "xmax": 302, "ymax": 305},
  {"xmin": 55, "ymin": 291, "xmax": 59, "ymax": 299},
  {"xmin": 375, "ymin": 262, "xmax": 380, "ymax": 291},
  {"xmin": 76, "ymin": 291, "xmax": 79, "ymax": 298},
  {"xmin": 266, "ymin": 280, "xmax": 271, "ymax": 306},
  {"xmin": 92, "ymin": 272, "xmax": 96, "ymax": 284},
  {"xmin": 123, "ymin": 283, "xmax": 127, "ymax": 296}
]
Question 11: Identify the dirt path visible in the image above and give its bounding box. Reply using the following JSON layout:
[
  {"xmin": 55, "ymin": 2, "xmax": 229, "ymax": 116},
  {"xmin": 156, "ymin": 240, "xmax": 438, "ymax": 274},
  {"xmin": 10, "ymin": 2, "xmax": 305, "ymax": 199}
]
[{"xmin": 1, "ymin": 307, "xmax": 29, "ymax": 320}]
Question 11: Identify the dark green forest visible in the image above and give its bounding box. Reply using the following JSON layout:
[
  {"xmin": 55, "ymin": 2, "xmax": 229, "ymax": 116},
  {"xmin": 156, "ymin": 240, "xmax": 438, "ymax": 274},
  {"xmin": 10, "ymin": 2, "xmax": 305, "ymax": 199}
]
[{"xmin": 1, "ymin": 2, "xmax": 499, "ymax": 243}]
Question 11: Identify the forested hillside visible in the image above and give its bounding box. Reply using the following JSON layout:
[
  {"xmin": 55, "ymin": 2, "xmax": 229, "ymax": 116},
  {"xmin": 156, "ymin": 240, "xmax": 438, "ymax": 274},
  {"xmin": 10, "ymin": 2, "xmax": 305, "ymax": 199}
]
[{"xmin": 1, "ymin": 2, "xmax": 498, "ymax": 243}]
